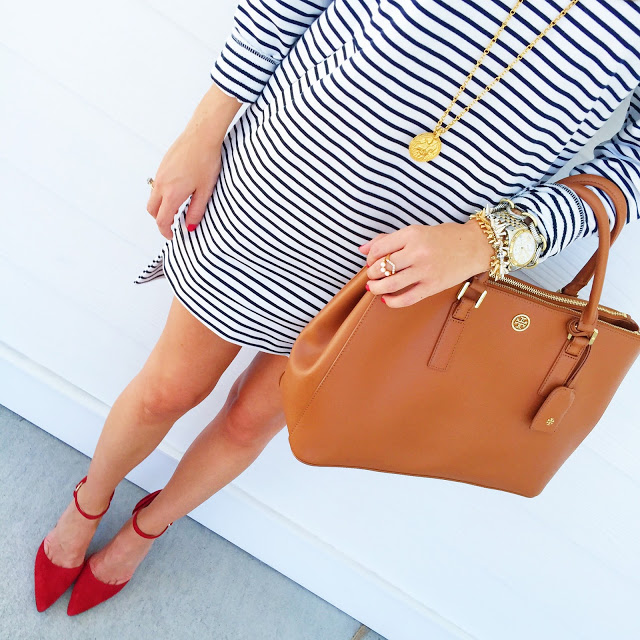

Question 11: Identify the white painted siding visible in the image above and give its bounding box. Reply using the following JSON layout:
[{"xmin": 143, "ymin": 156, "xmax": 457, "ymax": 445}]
[{"xmin": 1, "ymin": 2, "xmax": 639, "ymax": 638}]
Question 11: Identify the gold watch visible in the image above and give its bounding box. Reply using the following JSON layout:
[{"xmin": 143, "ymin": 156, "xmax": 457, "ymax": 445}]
[{"xmin": 470, "ymin": 199, "xmax": 548, "ymax": 280}]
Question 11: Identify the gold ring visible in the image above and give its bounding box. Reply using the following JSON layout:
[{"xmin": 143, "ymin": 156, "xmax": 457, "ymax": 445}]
[
  {"xmin": 147, "ymin": 177, "xmax": 155, "ymax": 189},
  {"xmin": 380, "ymin": 253, "xmax": 396, "ymax": 277}
]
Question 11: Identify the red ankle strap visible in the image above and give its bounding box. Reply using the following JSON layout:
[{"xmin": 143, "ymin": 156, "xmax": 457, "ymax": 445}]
[
  {"xmin": 73, "ymin": 476, "xmax": 115, "ymax": 520},
  {"xmin": 131, "ymin": 490, "xmax": 173, "ymax": 539},
  {"xmin": 131, "ymin": 510, "xmax": 170, "ymax": 539}
]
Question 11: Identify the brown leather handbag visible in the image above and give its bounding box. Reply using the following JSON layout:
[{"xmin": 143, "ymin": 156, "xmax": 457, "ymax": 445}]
[{"xmin": 278, "ymin": 174, "xmax": 640, "ymax": 498}]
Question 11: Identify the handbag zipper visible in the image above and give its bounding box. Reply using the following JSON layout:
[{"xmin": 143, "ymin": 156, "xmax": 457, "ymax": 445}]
[
  {"xmin": 489, "ymin": 273, "xmax": 628, "ymax": 316},
  {"xmin": 488, "ymin": 279, "xmax": 640, "ymax": 337}
]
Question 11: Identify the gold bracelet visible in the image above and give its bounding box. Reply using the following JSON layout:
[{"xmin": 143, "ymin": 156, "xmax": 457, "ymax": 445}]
[{"xmin": 468, "ymin": 210, "xmax": 505, "ymax": 280}]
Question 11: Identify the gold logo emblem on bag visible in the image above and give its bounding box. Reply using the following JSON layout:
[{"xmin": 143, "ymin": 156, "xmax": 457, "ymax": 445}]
[{"xmin": 512, "ymin": 314, "xmax": 530, "ymax": 331}]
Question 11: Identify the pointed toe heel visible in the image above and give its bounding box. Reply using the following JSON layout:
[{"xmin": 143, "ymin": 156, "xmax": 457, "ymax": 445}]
[
  {"xmin": 34, "ymin": 539, "xmax": 85, "ymax": 612},
  {"xmin": 66, "ymin": 488, "xmax": 173, "ymax": 615},
  {"xmin": 66, "ymin": 554, "xmax": 129, "ymax": 616},
  {"xmin": 34, "ymin": 476, "xmax": 115, "ymax": 612}
]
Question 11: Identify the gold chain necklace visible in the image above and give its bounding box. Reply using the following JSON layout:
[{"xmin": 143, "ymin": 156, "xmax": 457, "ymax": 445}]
[{"xmin": 408, "ymin": 0, "xmax": 579, "ymax": 162}]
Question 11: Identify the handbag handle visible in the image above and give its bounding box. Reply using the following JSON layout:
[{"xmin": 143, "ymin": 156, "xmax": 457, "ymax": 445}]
[
  {"xmin": 472, "ymin": 173, "xmax": 627, "ymax": 338},
  {"xmin": 554, "ymin": 173, "xmax": 628, "ymax": 297}
]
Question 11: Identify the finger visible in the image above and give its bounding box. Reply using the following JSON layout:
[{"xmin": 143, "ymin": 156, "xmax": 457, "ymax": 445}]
[
  {"xmin": 381, "ymin": 280, "xmax": 430, "ymax": 308},
  {"xmin": 146, "ymin": 187, "xmax": 163, "ymax": 220},
  {"xmin": 364, "ymin": 226, "xmax": 411, "ymax": 268},
  {"xmin": 367, "ymin": 265, "xmax": 419, "ymax": 296},
  {"xmin": 364, "ymin": 232, "xmax": 414, "ymax": 284},
  {"xmin": 359, "ymin": 232, "xmax": 387, "ymax": 253},
  {"xmin": 156, "ymin": 196, "xmax": 183, "ymax": 240},
  {"xmin": 184, "ymin": 187, "xmax": 211, "ymax": 231},
  {"xmin": 365, "ymin": 248, "xmax": 409, "ymax": 282}
]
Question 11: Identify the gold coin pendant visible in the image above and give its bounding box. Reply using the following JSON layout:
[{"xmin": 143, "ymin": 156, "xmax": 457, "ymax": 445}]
[{"xmin": 408, "ymin": 131, "xmax": 442, "ymax": 162}]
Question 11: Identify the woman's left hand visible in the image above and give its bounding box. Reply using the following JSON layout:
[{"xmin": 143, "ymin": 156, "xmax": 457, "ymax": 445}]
[{"xmin": 357, "ymin": 221, "xmax": 496, "ymax": 308}]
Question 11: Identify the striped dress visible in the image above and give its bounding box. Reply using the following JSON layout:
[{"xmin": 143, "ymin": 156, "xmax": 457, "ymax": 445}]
[{"xmin": 134, "ymin": 0, "xmax": 640, "ymax": 356}]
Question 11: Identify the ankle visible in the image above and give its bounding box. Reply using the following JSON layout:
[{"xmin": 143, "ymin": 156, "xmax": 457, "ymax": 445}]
[
  {"xmin": 74, "ymin": 479, "xmax": 113, "ymax": 518},
  {"xmin": 132, "ymin": 505, "xmax": 171, "ymax": 539}
]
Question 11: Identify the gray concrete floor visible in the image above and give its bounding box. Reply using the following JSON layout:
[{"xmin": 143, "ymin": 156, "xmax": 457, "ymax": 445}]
[{"xmin": 0, "ymin": 404, "xmax": 387, "ymax": 640}]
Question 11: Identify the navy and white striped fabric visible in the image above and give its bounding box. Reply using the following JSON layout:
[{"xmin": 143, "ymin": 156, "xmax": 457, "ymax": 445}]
[{"xmin": 134, "ymin": 0, "xmax": 640, "ymax": 356}]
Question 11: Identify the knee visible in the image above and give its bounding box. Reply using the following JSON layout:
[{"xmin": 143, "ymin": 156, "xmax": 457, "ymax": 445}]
[
  {"xmin": 139, "ymin": 374, "xmax": 207, "ymax": 420},
  {"xmin": 221, "ymin": 388, "xmax": 283, "ymax": 448}
]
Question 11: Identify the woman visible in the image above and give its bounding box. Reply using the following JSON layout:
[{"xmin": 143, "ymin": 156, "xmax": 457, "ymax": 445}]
[{"xmin": 36, "ymin": 0, "xmax": 639, "ymax": 615}]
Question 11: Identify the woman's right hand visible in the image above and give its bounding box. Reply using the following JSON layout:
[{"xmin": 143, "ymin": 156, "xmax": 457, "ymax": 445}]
[{"xmin": 146, "ymin": 84, "xmax": 242, "ymax": 240}]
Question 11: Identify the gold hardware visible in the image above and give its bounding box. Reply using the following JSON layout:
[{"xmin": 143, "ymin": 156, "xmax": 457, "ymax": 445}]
[
  {"xmin": 512, "ymin": 314, "xmax": 530, "ymax": 331},
  {"xmin": 408, "ymin": 0, "xmax": 580, "ymax": 161},
  {"xmin": 546, "ymin": 417, "xmax": 555, "ymax": 426},
  {"xmin": 456, "ymin": 281, "xmax": 487, "ymax": 308},
  {"xmin": 567, "ymin": 327, "xmax": 599, "ymax": 345},
  {"xmin": 457, "ymin": 281, "xmax": 470, "ymax": 299}
]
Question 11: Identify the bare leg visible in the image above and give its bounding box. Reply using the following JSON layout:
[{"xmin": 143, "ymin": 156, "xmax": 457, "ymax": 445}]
[
  {"xmin": 88, "ymin": 349, "xmax": 289, "ymax": 585},
  {"xmin": 43, "ymin": 296, "xmax": 242, "ymax": 569}
]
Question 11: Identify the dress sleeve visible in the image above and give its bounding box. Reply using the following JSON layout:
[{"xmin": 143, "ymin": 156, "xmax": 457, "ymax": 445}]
[
  {"xmin": 210, "ymin": 0, "xmax": 335, "ymax": 104},
  {"xmin": 510, "ymin": 82, "xmax": 640, "ymax": 265}
]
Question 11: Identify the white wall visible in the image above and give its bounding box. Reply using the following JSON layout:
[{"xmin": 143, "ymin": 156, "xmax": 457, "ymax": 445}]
[{"xmin": 1, "ymin": 2, "xmax": 639, "ymax": 639}]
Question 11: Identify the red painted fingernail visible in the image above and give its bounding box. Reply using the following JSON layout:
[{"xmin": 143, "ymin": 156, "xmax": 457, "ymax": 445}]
[
  {"xmin": 365, "ymin": 283, "xmax": 370, "ymax": 291},
  {"xmin": 381, "ymin": 296, "xmax": 386, "ymax": 304},
  {"xmin": 187, "ymin": 223, "xmax": 197, "ymax": 232}
]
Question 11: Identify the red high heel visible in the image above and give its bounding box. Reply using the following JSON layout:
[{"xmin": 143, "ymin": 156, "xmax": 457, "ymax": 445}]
[
  {"xmin": 67, "ymin": 489, "xmax": 173, "ymax": 616},
  {"xmin": 34, "ymin": 476, "xmax": 115, "ymax": 612}
]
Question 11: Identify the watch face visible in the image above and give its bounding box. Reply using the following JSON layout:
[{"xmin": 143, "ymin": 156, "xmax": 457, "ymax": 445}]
[{"xmin": 510, "ymin": 229, "xmax": 536, "ymax": 266}]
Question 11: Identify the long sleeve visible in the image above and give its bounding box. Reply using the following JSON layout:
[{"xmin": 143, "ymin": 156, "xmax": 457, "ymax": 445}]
[
  {"xmin": 210, "ymin": 0, "xmax": 335, "ymax": 104},
  {"xmin": 510, "ymin": 82, "xmax": 640, "ymax": 265}
]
